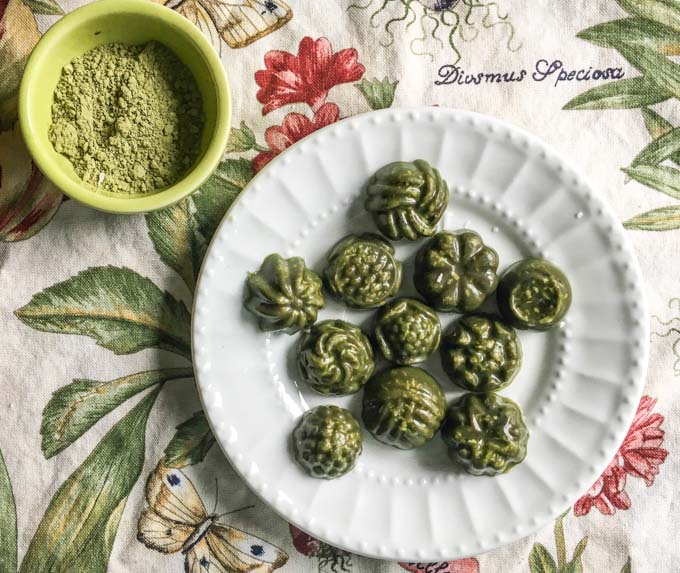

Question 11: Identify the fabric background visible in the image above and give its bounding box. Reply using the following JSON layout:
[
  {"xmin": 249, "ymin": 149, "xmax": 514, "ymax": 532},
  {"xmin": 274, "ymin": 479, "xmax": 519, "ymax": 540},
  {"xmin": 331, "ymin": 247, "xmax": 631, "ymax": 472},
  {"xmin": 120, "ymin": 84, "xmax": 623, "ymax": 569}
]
[{"xmin": 0, "ymin": 0, "xmax": 678, "ymax": 571}]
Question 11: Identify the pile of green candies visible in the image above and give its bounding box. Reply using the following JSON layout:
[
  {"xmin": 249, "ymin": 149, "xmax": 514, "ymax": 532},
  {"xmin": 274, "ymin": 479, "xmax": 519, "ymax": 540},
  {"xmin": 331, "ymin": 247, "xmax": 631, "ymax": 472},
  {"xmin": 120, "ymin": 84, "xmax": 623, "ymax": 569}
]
[{"xmin": 244, "ymin": 159, "xmax": 572, "ymax": 480}]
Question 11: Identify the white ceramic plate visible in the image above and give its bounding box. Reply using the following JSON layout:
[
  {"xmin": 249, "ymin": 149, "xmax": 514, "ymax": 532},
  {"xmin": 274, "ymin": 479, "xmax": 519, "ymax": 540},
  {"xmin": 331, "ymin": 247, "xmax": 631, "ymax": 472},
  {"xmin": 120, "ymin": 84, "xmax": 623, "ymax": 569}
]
[{"xmin": 193, "ymin": 108, "xmax": 648, "ymax": 561}]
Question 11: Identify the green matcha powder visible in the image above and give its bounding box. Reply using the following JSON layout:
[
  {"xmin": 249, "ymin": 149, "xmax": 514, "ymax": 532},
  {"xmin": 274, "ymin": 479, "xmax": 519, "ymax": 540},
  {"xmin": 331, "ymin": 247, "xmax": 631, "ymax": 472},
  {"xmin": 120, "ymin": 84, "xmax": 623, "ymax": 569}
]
[{"xmin": 49, "ymin": 41, "xmax": 204, "ymax": 194}]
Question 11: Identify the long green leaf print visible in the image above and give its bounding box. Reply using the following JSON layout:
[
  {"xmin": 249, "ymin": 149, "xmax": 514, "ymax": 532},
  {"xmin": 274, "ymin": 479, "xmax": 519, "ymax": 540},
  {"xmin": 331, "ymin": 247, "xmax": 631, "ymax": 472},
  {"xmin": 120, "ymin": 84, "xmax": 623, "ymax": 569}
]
[
  {"xmin": 562, "ymin": 77, "xmax": 671, "ymax": 110},
  {"xmin": 146, "ymin": 200, "xmax": 206, "ymax": 293},
  {"xmin": 615, "ymin": 0, "xmax": 680, "ymax": 31},
  {"xmin": 191, "ymin": 158, "xmax": 253, "ymax": 242},
  {"xmin": 41, "ymin": 368, "xmax": 194, "ymax": 459},
  {"xmin": 15, "ymin": 266, "xmax": 192, "ymax": 359},
  {"xmin": 565, "ymin": 0, "xmax": 680, "ymax": 231},
  {"xmin": 20, "ymin": 389, "xmax": 159, "ymax": 573},
  {"xmin": 163, "ymin": 410, "xmax": 216, "ymax": 468},
  {"xmin": 0, "ymin": 448, "xmax": 17, "ymax": 573},
  {"xmin": 21, "ymin": 0, "xmax": 63, "ymax": 15}
]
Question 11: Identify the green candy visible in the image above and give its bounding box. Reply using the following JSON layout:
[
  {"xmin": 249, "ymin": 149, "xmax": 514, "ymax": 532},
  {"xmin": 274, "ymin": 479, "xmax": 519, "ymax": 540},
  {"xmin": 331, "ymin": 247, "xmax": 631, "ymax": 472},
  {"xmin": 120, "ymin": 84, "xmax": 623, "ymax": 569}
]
[
  {"xmin": 292, "ymin": 405, "xmax": 363, "ymax": 479},
  {"xmin": 415, "ymin": 230, "xmax": 499, "ymax": 312},
  {"xmin": 441, "ymin": 393, "xmax": 529, "ymax": 476},
  {"xmin": 365, "ymin": 160, "xmax": 449, "ymax": 241},
  {"xmin": 497, "ymin": 258, "xmax": 572, "ymax": 331},
  {"xmin": 297, "ymin": 320, "xmax": 375, "ymax": 396},
  {"xmin": 441, "ymin": 314, "xmax": 522, "ymax": 393},
  {"xmin": 374, "ymin": 298, "xmax": 441, "ymax": 365},
  {"xmin": 244, "ymin": 254, "xmax": 324, "ymax": 335},
  {"xmin": 362, "ymin": 366, "xmax": 446, "ymax": 450},
  {"xmin": 324, "ymin": 233, "xmax": 402, "ymax": 309}
]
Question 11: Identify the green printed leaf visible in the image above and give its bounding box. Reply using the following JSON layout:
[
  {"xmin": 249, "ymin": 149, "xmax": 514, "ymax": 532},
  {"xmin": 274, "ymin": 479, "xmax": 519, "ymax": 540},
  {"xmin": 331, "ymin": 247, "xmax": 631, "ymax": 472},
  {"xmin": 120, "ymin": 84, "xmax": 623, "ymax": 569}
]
[
  {"xmin": 529, "ymin": 543, "xmax": 557, "ymax": 573},
  {"xmin": 642, "ymin": 107, "xmax": 674, "ymax": 139},
  {"xmin": 621, "ymin": 557, "xmax": 632, "ymax": 573},
  {"xmin": 570, "ymin": 536, "xmax": 588, "ymax": 563},
  {"xmin": 41, "ymin": 368, "xmax": 194, "ymax": 459},
  {"xmin": 640, "ymin": 108, "xmax": 680, "ymax": 168},
  {"xmin": 146, "ymin": 200, "xmax": 206, "ymax": 292},
  {"xmin": 0, "ymin": 449, "xmax": 17, "ymax": 573},
  {"xmin": 616, "ymin": 42, "xmax": 680, "ymax": 98},
  {"xmin": 624, "ymin": 205, "xmax": 680, "ymax": 230},
  {"xmin": 631, "ymin": 127, "xmax": 680, "ymax": 167},
  {"xmin": 192, "ymin": 158, "xmax": 253, "ymax": 243},
  {"xmin": 560, "ymin": 562, "xmax": 583, "ymax": 573},
  {"xmin": 623, "ymin": 165, "xmax": 680, "ymax": 199},
  {"xmin": 226, "ymin": 121, "xmax": 257, "ymax": 153},
  {"xmin": 22, "ymin": 0, "xmax": 64, "ymax": 15},
  {"xmin": 615, "ymin": 0, "xmax": 680, "ymax": 33},
  {"xmin": 356, "ymin": 77, "xmax": 399, "ymax": 110},
  {"xmin": 15, "ymin": 266, "xmax": 192, "ymax": 359},
  {"xmin": 563, "ymin": 77, "xmax": 670, "ymax": 110},
  {"xmin": 163, "ymin": 410, "xmax": 216, "ymax": 468},
  {"xmin": 20, "ymin": 390, "xmax": 159, "ymax": 573},
  {"xmin": 578, "ymin": 17, "xmax": 680, "ymax": 55}
]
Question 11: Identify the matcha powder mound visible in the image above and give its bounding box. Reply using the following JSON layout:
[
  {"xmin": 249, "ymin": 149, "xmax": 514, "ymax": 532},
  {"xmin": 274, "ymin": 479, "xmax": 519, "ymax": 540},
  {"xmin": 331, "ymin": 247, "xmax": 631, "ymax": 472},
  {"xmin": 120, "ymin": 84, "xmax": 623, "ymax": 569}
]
[{"xmin": 49, "ymin": 41, "xmax": 204, "ymax": 194}]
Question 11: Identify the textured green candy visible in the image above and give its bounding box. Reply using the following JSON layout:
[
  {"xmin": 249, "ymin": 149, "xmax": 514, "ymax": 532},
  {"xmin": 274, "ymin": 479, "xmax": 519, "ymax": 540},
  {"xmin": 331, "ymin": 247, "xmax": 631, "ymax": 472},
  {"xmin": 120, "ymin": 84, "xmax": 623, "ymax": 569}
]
[
  {"xmin": 292, "ymin": 405, "xmax": 363, "ymax": 479},
  {"xmin": 415, "ymin": 230, "xmax": 499, "ymax": 312},
  {"xmin": 244, "ymin": 254, "xmax": 324, "ymax": 334},
  {"xmin": 297, "ymin": 320, "xmax": 375, "ymax": 396},
  {"xmin": 362, "ymin": 367, "xmax": 446, "ymax": 450},
  {"xmin": 365, "ymin": 160, "xmax": 449, "ymax": 241},
  {"xmin": 441, "ymin": 393, "xmax": 529, "ymax": 476},
  {"xmin": 441, "ymin": 314, "xmax": 522, "ymax": 393},
  {"xmin": 324, "ymin": 233, "xmax": 402, "ymax": 309},
  {"xmin": 374, "ymin": 298, "xmax": 441, "ymax": 365},
  {"xmin": 497, "ymin": 258, "xmax": 572, "ymax": 331}
]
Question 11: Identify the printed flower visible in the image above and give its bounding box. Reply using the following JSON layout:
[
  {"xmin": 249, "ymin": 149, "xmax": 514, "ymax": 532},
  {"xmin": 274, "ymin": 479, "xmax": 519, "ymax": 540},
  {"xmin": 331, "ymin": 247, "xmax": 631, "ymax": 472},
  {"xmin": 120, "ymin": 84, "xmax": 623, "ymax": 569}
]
[
  {"xmin": 288, "ymin": 524, "xmax": 352, "ymax": 571},
  {"xmin": 574, "ymin": 395, "xmax": 668, "ymax": 516},
  {"xmin": 399, "ymin": 560, "xmax": 480, "ymax": 573},
  {"xmin": 252, "ymin": 103, "xmax": 339, "ymax": 172},
  {"xmin": 255, "ymin": 36, "xmax": 365, "ymax": 114}
]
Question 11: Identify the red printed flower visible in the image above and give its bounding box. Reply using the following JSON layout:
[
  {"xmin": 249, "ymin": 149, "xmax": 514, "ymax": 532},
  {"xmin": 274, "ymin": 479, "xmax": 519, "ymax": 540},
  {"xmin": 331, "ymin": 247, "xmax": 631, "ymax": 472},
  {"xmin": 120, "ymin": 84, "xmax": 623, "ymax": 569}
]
[
  {"xmin": 574, "ymin": 395, "xmax": 668, "ymax": 516},
  {"xmin": 288, "ymin": 524, "xmax": 352, "ymax": 571},
  {"xmin": 252, "ymin": 103, "xmax": 340, "ymax": 173},
  {"xmin": 399, "ymin": 559, "xmax": 480, "ymax": 573},
  {"xmin": 255, "ymin": 36, "xmax": 365, "ymax": 114}
]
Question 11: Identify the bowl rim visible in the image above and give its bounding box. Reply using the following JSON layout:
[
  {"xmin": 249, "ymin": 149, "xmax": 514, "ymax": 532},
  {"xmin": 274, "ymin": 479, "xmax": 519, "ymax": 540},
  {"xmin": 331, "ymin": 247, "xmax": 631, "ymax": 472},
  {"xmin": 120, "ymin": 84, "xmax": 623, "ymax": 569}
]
[{"xmin": 18, "ymin": 0, "xmax": 232, "ymax": 214}]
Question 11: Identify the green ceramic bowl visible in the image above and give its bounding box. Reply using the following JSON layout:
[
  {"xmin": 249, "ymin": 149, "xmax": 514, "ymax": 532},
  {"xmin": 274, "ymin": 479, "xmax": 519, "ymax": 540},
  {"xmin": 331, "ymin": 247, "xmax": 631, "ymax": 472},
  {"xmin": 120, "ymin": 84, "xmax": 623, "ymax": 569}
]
[{"xmin": 19, "ymin": 0, "xmax": 231, "ymax": 214}]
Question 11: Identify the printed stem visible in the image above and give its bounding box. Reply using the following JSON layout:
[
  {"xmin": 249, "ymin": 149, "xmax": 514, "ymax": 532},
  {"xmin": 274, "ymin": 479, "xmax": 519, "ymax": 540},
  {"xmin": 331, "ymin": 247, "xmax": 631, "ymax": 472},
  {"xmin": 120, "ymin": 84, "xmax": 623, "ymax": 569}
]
[
  {"xmin": 554, "ymin": 510, "xmax": 569, "ymax": 567},
  {"xmin": 253, "ymin": 143, "xmax": 270, "ymax": 153}
]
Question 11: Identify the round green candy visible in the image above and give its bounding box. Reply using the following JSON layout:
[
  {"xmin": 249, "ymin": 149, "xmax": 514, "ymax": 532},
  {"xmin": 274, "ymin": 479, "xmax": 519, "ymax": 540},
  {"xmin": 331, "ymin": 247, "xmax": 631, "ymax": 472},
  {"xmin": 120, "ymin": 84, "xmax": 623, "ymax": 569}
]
[
  {"xmin": 497, "ymin": 258, "xmax": 572, "ymax": 331},
  {"xmin": 324, "ymin": 233, "xmax": 402, "ymax": 309},
  {"xmin": 374, "ymin": 298, "xmax": 441, "ymax": 365},
  {"xmin": 297, "ymin": 320, "xmax": 375, "ymax": 396},
  {"xmin": 365, "ymin": 159, "xmax": 449, "ymax": 241},
  {"xmin": 441, "ymin": 393, "xmax": 529, "ymax": 476},
  {"xmin": 440, "ymin": 314, "xmax": 522, "ymax": 393},
  {"xmin": 362, "ymin": 366, "xmax": 446, "ymax": 450},
  {"xmin": 292, "ymin": 405, "xmax": 363, "ymax": 479},
  {"xmin": 244, "ymin": 254, "xmax": 324, "ymax": 335},
  {"xmin": 415, "ymin": 230, "xmax": 499, "ymax": 313}
]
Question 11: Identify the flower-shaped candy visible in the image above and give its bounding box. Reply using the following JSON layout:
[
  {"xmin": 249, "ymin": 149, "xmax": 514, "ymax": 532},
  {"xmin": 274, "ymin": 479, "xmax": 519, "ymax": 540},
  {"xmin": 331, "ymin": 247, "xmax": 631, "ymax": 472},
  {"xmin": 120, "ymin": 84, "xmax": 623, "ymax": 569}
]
[
  {"xmin": 374, "ymin": 298, "xmax": 441, "ymax": 365},
  {"xmin": 497, "ymin": 258, "xmax": 572, "ymax": 331},
  {"xmin": 292, "ymin": 405, "xmax": 362, "ymax": 479},
  {"xmin": 441, "ymin": 393, "xmax": 529, "ymax": 476},
  {"xmin": 297, "ymin": 320, "xmax": 375, "ymax": 396},
  {"xmin": 415, "ymin": 230, "xmax": 499, "ymax": 312},
  {"xmin": 244, "ymin": 254, "xmax": 324, "ymax": 334},
  {"xmin": 365, "ymin": 160, "xmax": 448, "ymax": 241},
  {"xmin": 440, "ymin": 314, "xmax": 522, "ymax": 392},
  {"xmin": 324, "ymin": 233, "xmax": 402, "ymax": 309}
]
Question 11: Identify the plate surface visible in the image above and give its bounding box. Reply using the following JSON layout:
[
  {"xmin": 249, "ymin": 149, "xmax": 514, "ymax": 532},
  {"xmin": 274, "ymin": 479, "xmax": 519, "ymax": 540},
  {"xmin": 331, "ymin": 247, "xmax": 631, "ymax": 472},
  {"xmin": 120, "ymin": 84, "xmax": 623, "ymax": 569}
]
[{"xmin": 193, "ymin": 108, "xmax": 648, "ymax": 561}]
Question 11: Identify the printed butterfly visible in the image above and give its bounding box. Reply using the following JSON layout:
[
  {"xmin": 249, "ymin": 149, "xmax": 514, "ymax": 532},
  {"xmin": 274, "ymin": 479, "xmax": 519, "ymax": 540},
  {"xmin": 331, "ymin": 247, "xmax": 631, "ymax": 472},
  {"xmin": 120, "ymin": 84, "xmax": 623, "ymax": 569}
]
[
  {"xmin": 168, "ymin": 0, "xmax": 293, "ymax": 50},
  {"xmin": 137, "ymin": 465, "xmax": 289, "ymax": 572}
]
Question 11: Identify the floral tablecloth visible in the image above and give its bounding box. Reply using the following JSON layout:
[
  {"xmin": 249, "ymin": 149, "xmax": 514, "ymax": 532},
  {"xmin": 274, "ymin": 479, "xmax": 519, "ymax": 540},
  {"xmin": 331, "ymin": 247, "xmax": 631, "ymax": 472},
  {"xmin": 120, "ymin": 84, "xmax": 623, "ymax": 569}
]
[{"xmin": 1, "ymin": 0, "xmax": 678, "ymax": 571}]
